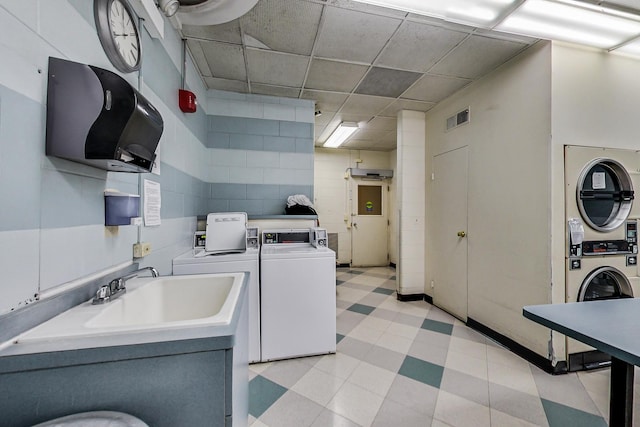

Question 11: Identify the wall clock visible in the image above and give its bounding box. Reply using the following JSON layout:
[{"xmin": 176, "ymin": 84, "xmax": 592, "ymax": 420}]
[{"xmin": 94, "ymin": 0, "xmax": 141, "ymax": 73}]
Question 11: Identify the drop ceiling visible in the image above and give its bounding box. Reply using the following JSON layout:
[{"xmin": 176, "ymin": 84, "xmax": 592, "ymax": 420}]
[{"xmin": 178, "ymin": 0, "xmax": 640, "ymax": 151}]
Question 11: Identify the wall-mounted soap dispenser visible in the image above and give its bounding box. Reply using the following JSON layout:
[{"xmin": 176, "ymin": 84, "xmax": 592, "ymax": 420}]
[
  {"xmin": 45, "ymin": 57, "xmax": 163, "ymax": 173},
  {"xmin": 104, "ymin": 191, "xmax": 141, "ymax": 226}
]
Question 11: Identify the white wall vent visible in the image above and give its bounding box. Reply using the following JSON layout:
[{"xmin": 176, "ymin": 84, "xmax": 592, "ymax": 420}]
[{"xmin": 446, "ymin": 107, "xmax": 470, "ymax": 131}]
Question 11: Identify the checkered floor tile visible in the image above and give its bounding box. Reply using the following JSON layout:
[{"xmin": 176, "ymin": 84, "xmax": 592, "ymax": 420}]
[{"xmin": 249, "ymin": 267, "xmax": 620, "ymax": 426}]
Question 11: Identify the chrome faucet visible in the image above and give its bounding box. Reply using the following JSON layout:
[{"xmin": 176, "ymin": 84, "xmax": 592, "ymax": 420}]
[{"xmin": 92, "ymin": 266, "xmax": 159, "ymax": 304}]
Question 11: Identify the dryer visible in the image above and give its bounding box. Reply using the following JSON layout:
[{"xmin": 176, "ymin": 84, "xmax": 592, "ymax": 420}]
[{"xmin": 565, "ymin": 145, "xmax": 638, "ymax": 245}]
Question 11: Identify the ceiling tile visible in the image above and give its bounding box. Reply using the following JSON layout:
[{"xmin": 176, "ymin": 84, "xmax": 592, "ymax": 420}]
[
  {"xmin": 375, "ymin": 21, "xmax": 468, "ymax": 72},
  {"xmin": 362, "ymin": 116, "xmax": 396, "ymax": 131},
  {"xmin": 186, "ymin": 40, "xmax": 212, "ymax": 77},
  {"xmin": 315, "ymin": 111, "xmax": 337, "ymax": 128},
  {"xmin": 204, "ymin": 77, "xmax": 248, "ymax": 92},
  {"xmin": 305, "ymin": 59, "xmax": 369, "ymax": 92},
  {"xmin": 251, "ymin": 84, "xmax": 301, "ymax": 98},
  {"xmin": 402, "ymin": 74, "xmax": 471, "ymax": 103},
  {"xmin": 355, "ymin": 67, "xmax": 422, "ymax": 98},
  {"xmin": 182, "ymin": 21, "xmax": 242, "ymax": 43},
  {"xmin": 380, "ymin": 99, "xmax": 435, "ymax": 116},
  {"xmin": 240, "ymin": 0, "xmax": 323, "ymax": 55},
  {"xmin": 326, "ymin": 0, "xmax": 409, "ymax": 18},
  {"xmin": 246, "ymin": 49, "xmax": 309, "ymax": 86},
  {"xmin": 301, "ymin": 90, "xmax": 349, "ymax": 113},
  {"xmin": 333, "ymin": 113, "xmax": 378, "ymax": 127},
  {"xmin": 348, "ymin": 129, "xmax": 383, "ymax": 141},
  {"xmin": 407, "ymin": 14, "xmax": 475, "ymax": 33},
  {"xmin": 314, "ymin": 6, "xmax": 402, "ymax": 63},
  {"xmin": 377, "ymin": 130, "xmax": 396, "ymax": 143},
  {"xmin": 430, "ymin": 34, "xmax": 527, "ymax": 79},
  {"xmin": 340, "ymin": 94, "xmax": 394, "ymax": 115},
  {"xmin": 200, "ymin": 41, "xmax": 246, "ymax": 80}
]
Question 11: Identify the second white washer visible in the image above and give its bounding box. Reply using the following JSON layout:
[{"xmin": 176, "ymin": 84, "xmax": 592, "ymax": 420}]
[{"xmin": 260, "ymin": 229, "xmax": 336, "ymax": 361}]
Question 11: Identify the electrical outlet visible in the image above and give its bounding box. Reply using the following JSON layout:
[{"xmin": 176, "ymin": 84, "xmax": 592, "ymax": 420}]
[{"xmin": 133, "ymin": 242, "xmax": 152, "ymax": 258}]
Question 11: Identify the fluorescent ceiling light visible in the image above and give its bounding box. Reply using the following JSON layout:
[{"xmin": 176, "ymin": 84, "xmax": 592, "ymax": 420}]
[
  {"xmin": 496, "ymin": 0, "xmax": 640, "ymax": 49},
  {"xmin": 614, "ymin": 38, "xmax": 640, "ymax": 56},
  {"xmin": 323, "ymin": 123, "xmax": 359, "ymax": 148},
  {"xmin": 349, "ymin": 0, "xmax": 517, "ymax": 27}
]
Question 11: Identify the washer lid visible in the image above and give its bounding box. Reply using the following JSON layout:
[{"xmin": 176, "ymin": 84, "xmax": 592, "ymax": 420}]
[
  {"xmin": 578, "ymin": 266, "xmax": 633, "ymax": 301},
  {"xmin": 205, "ymin": 212, "xmax": 247, "ymax": 253},
  {"xmin": 576, "ymin": 158, "xmax": 634, "ymax": 232}
]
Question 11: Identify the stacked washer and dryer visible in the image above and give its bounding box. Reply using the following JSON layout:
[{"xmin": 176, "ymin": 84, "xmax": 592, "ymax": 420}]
[
  {"xmin": 564, "ymin": 146, "xmax": 640, "ymax": 371},
  {"xmin": 172, "ymin": 214, "xmax": 336, "ymax": 363}
]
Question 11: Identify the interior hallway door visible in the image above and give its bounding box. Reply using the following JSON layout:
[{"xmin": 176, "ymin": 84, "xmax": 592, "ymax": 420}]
[
  {"xmin": 351, "ymin": 181, "xmax": 389, "ymax": 267},
  {"xmin": 432, "ymin": 147, "xmax": 468, "ymax": 321}
]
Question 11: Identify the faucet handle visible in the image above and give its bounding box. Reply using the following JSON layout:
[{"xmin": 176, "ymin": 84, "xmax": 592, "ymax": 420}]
[
  {"xmin": 109, "ymin": 278, "xmax": 126, "ymax": 292},
  {"xmin": 93, "ymin": 285, "xmax": 111, "ymax": 304}
]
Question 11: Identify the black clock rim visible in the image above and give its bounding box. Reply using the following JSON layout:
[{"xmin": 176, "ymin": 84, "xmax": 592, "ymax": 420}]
[{"xmin": 94, "ymin": 0, "xmax": 142, "ymax": 73}]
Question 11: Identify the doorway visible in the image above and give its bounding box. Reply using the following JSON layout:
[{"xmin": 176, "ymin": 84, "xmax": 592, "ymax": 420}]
[
  {"xmin": 351, "ymin": 181, "xmax": 389, "ymax": 267},
  {"xmin": 432, "ymin": 146, "xmax": 469, "ymax": 321}
]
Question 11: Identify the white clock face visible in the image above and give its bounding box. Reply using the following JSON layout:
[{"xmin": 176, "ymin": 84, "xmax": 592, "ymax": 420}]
[{"xmin": 109, "ymin": 0, "xmax": 139, "ymax": 68}]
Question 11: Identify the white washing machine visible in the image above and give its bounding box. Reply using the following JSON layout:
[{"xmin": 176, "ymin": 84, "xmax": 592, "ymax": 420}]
[
  {"xmin": 260, "ymin": 228, "xmax": 336, "ymax": 361},
  {"xmin": 565, "ymin": 145, "xmax": 638, "ymax": 245},
  {"xmin": 172, "ymin": 213, "xmax": 262, "ymax": 363}
]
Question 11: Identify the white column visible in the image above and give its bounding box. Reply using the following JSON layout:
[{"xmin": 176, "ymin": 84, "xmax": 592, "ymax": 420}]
[{"xmin": 396, "ymin": 110, "xmax": 426, "ymax": 296}]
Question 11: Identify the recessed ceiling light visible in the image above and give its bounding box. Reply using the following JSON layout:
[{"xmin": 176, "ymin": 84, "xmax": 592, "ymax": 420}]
[{"xmin": 323, "ymin": 123, "xmax": 359, "ymax": 148}]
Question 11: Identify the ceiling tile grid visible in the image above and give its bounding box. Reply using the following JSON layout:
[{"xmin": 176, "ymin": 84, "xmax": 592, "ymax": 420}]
[{"xmin": 181, "ymin": 0, "xmax": 539, "ymax": 151}]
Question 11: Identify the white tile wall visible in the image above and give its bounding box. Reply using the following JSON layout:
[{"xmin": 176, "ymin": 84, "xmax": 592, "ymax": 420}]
[
  {"xmin": 247, "ymin": 151, "xmax": 278, "ymax": 168},
  {"xmin": 139, "ymin": 217, "xmax": 196, "ymax": 275},
  {"xmin": 39, "ymin": 224, "xmax": 138, "ymax": 291},
  {"xmin": 206, "ymin": 91, "xmax": 314, "ymax": 123},
  {"xmin": 0, "ymin": 229, "xmax": 40, "ymax": 314},
  {"xmin": 280, "ymin": 152, "xmax": 313, "ymax": 169},
  {"xmin": 229, "ymin": 166, "xmax": 264, "ymax": 184}
]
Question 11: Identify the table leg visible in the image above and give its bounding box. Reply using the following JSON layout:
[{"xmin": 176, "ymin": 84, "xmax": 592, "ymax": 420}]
[{"xmin": 610, "ymin": 357, "xmax": 633, "ymax": 427}]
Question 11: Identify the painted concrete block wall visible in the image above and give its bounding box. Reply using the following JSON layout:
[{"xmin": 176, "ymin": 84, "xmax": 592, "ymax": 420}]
[
  {"xmin": 206, "ymin": 91, "xmax": 315, "ymax": 215},
  {"xmin": 389, "ymin": 150, "xmax": 398, "ymax": 265},
  {"xmin": 0, "ymin": 0, "xmax": 317, "ymax": 314},
  {"xmin": 397, "ymin": 111, "xmax": 426, "ymax": 296},
  {"xmin": 424, "ymin": 42, "xmax": 552, "ymax": 358},
  {"xmin": 314, "ymin": 148, "xmax": 393, "ymax": 264},
  {"xmin": 0, "ymin": 0, "xmax": 209, "ymax": 314}
]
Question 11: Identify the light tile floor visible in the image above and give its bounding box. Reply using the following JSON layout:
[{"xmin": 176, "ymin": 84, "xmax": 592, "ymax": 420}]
[{"xmin": 249, "ymin": 266, "xmax": 639, "ymax": 426}]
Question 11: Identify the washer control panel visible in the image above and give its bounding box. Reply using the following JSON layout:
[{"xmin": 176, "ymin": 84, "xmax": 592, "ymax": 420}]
[{"xmin": 626, "ymin": 220, "xmax": 637, "ymax": 253}]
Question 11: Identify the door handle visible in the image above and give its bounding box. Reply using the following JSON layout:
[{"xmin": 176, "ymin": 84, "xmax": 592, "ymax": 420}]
[
  {"xmin": 457, "ymin": 231, "xmax": 466, "ymax": 238},
  {"xmin": 353, "ymin": 222, "xmax": 358, "ymax": 228}
]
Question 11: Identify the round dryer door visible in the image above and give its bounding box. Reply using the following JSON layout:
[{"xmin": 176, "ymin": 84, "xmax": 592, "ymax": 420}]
[
  {"xmin": 577, "ymin": 158, "xmax": 634, "ymax": 232},
  {"xmin": 577, "ymin": 266, "xmax": 633, "ymax": 301}
]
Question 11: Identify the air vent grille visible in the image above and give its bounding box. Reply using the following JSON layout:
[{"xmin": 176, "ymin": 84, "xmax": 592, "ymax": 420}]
[{"xmin": 446, "ymin": 107, "xmax": 470, "ymax": 131}]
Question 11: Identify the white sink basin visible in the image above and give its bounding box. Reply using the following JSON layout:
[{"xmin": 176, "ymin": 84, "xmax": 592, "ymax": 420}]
[
  {"xmin": 13, "ymin": 272, "xmax": 246, "ymax": 350},
  {"xmin": 86, "ymin": 275, "xmax": 235, "ymax": 328}
]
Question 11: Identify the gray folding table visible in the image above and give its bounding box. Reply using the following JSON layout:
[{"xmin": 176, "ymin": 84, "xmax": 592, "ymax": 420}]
[{"xmin": 524, "ymin": 299, "xmax": 640, "ymax": 427}]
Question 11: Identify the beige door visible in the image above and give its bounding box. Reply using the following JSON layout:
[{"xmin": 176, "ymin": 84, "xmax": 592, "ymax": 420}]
[
  {"xmin": 351, "ymin": 181, "xmax": 389, "ymax": 267},
  {"xmin": 432, "ymin": 147, "xmax": 469, "ymax": 321}
]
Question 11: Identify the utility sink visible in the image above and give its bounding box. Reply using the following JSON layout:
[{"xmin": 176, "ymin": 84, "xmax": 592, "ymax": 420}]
[
  {"xmin": 12, "ymin": 272, "xmax": 246, "ymax": 350},
  {"xmin": 86, "ymin": 275, "xmax": 236, "ymax": 328}
]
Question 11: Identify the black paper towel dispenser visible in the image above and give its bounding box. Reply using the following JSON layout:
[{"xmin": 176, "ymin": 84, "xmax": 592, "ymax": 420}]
[{"xmin": 45, "ymin": 57, "xmax": 163, "ymax": 173}]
